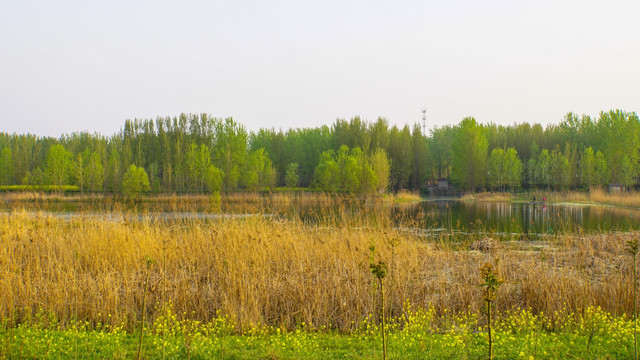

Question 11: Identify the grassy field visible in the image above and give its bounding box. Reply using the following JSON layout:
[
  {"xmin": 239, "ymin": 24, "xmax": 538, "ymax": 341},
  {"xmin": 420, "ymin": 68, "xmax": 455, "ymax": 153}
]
[{"xmin": 0, "ymin": 198, "xmax": 639, "ymax": 358}]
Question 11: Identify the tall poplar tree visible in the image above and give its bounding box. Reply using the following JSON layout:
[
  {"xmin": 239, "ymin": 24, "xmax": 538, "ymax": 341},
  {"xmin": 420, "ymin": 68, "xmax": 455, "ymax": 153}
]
[
  {"xmin": 370, "ymin": 149, "xmax": 390, "ymax": 194},
  {"xmin": 451, "ymin": 118, "xmax": 488, "ymax": 191},
  {"xmin": 0, "ymin": 147, "xmax": 12, "ymax": 186},
  {"xmin": 44, "ymin": 144, "xmax": 72, "ymax": 190}
]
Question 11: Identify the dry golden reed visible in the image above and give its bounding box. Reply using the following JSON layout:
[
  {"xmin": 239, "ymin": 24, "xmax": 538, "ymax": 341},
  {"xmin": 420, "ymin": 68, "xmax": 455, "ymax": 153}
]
[
  {"xmin": 0, "ymin": 208, "xmax": 636, "ymax": 332},
  {"xmin": 390, "ymin": 190, "xmax": 422, "ymax": 203},
  {"xmin": 547, "ymin": 188, "xmax": 640, "ymax": 208},
  {"xmin": 460, "ymin": 192, "xmax": 513, "ymax": 202}
]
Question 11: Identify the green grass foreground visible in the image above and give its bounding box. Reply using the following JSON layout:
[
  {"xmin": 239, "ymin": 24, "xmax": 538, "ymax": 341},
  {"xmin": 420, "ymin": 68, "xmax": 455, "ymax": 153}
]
[{"xmin": 1, "ymin": 306, "xmax": 636, "ymax": 359}]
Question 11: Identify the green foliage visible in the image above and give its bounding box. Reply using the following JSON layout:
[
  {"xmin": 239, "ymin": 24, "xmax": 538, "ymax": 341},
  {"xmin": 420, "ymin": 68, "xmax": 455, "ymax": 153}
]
[
  {"xmin": 243, "ymin": 148, "xmax": 276, "ymax": 191},
  {"xmin": 24, "ymin": 167, "xmax": 45, "ymax": 186},
  {"xmin": 480, "ymin": 262, "xmax": 503, "ymax": 302},
  {"xmin": 410, "ymin": 124, "xmax": 429, "ymax": 189},
  {"xmin": 526, "ymin": 142, "xmax": 540, "ymax": 188},
  {"xmin": 186, "ymin": 142, "xmax": 212, "ymax": 191},
  {"xmin": 213, "ymin": 118, "xmax": 248, "ymax": 191},
  {"xmin": 313, "ymin": 145, "xmax": 380, "ymax": 194},
  {"xmin": 388, "ymin": 125, "xmax": 412, "ymax": 190},
  {"xmin": 626, "ymin": 239, "xmax": 640, "ymax": 257},
  {"xmin": 549, "ymin": 148, "xmax": 571, "ymax": 190},
  {"xmin": 598, "ymin": 111, "xmax": 640, "ymax": 186},
  {"xmin": 370, "ymin": 149, "xmax": 390, "ymax": 193},
  {"xmin": 580, "ymin": 147, "xmax": 596, "ymax": 188},
  {"xmin": 527, "ymin": 147, "xmax": 572, "ymax": 190},
  {"xmin": 594, "ymin": 151, "xmax": 609, "ymax": 187},
  {"xmin": 73, "ymin": 150, "xmax": 102, "ymax": 194},
  {"xmin": 451, "ymin": 118, "xmax": 488, "ymax": 191},
  {"xmin": 313, "ymin": 151, "xmax": 339, "ymax": 192},
  {"xmin": 268, "ymin": 126, "xmax": 331, "ymax": 188},
  {"xmin": 504, "ymin": 148, "xmax": 523, "ymax": 190},
  {"xmin": 489, "ymin": 148, "xmax": 523, "ymax": 191},
  {"xmin": 429, "ymin": 125, "xmax": 454, "ymax": 180},
  {"xmin": 205, "ymin": 165, "xmax": 224, "ymax": 193},
  {"xmin": 619, "ymin": 155, "xmax": 634, "ymax": 187},
  {"xmin": 0, "ymin": 147, "xmax": 12, "ymax": 186},
  {"xmin": 370, "ymin": 261, "xmax": 388, "ymax": 280},
  {"xmin": 337, "ymin": 145, "xmax": 360, "ymax": 193},
  {"xmin": 122, "ymin": 165, "xmax": 150, "ymax": 197},
  {"xmin": 353, "ymin": 147, "xmax": 378, "ymax": 194},
  {"xmin": 487, "ymin": 148, "xmax": 505, "ymax": 190},
  {"xmin": 1, "ymin": 109, "xmax": 639, "ymax": 194},
  {"xmin": 209, "ymin": 191, "xmax": 222, "ymax": 211},
  {"xmin": 44, "ymin": 144, "xmax": 72, "ymax": 189},
  {"xmin": 285, "ymin": 162, "xmax": 299, "ymax": 188},
  {"xmin": 86, "ymin": 152, "xmax": 104, "ymax": 192},
  {"xmin": 370, "ymin": 117, "xmax": 390, "ymax": 151},
  {"xmin": 106, "ymin": 148, "xmax": 121, "ymax": 193}
]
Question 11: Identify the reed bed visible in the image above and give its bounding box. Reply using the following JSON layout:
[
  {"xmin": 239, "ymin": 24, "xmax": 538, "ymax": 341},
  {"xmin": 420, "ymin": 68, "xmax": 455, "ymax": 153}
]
[
  {"xmin": 0, "ymin": 191, "xmax": 105, "ymax": 202},
  {"xmin": 546, "ymin": 188, "xmax": 640, "ymax": 208},
  {"xmin": 465, "ymin": 189, "xmax": 640, "ymax": 209},
  {"xmin": 460, "ymin": 192, "xmax": 513, "ymax": 202},
  {"xmin": 0, "ymin": 208, "xmax": 636, "ymax": 333},
  {"xmin": 389, "ymin": 190, "xmax": 422, "ymax": 203}
]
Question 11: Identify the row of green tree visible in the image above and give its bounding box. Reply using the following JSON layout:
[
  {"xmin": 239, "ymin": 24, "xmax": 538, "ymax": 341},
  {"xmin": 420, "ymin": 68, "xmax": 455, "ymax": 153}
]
[
  {"xmin": 0, "ymin": 110, "xmax": 638, "ymax": 194},
  {"xmin": 449, "ymin": 111, "xmax": 639, "ymax": 191}
]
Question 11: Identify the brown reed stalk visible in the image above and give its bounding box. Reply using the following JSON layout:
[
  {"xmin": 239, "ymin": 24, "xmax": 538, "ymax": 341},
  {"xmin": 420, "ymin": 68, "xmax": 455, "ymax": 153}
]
[{"xmin": 0, "ymin": 209, "xmax": 638, "ymax": 332}]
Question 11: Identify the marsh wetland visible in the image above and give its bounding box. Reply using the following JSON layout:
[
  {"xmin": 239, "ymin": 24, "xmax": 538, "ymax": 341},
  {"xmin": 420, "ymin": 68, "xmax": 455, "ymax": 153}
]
[{"xmin": 1, "ymin": 194, "xmax": 640, "ymax": 359}]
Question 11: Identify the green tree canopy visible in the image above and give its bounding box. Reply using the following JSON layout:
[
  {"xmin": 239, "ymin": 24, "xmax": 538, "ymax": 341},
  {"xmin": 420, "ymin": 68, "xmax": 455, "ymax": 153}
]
[
  {"xmin": 122, "ymin": 164, "xmax": 150, "ymax": 197},
  {"xmin": 285, "ymin": 163, "xmax": 299, "ymax": 188},
  {"xmin": 186, "ymin": 142, "xmax": 211, "ymax": 192},
  {"xmin": 45, "ymin": 144, "xmax": 72, "ymax": 189},
  {"xmin": 86, "ymin": 151, "xmax": 104, "ymax": 192},
  {"xmin": 370, "ymin": 149, "xmax": 390, "ymax": 193},
  {"xmin": 1, "ymin": 110, "xmax": 638, "ymax": 194},
  {"xmin": 205, "ymin": 165, "xmax": 224, "ymax": 193},
  {"xmin": 580, "ymin": 147, "xmax": 595, "ymax": 188},
  {"xmin": 243, "ymin": 148, "xmax": 276, "ymax": 191},
  {"xmin": 451, "ymin": 118, "xmax": 488, "ymax": 191},
  {"xmin": 504, "ymin": 148, "xmax": 523, "ymax": 190},
  {"xmin": 0, "ymin": 147, "xmax": 12, "ymax": 186},
  {"xmin": 487, "ymin": 148, "xmax": 505, "ymax": 191},
  {"xmin": 313, "ymin": 145, "xmax": 380, "ymax": 194},
  {"xmin": 313, "ymin": 150, "xmax": 339, "ymax": 192}
]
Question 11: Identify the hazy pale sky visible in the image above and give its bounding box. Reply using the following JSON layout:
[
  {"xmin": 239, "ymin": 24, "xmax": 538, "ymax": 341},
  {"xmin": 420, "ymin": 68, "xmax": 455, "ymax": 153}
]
[{"xmin": 1, "ymin": 0, "xmax": 638, "ymax": 137}]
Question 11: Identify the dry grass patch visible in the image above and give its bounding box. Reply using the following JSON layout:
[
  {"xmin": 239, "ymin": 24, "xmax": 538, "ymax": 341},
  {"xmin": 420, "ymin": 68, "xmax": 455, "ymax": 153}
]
[
  {"xmin": 391, "ymin": 190, "xmax": 422, "ymax": 203},
  {"xmin": 549, "ymin": 188, "xmax": 640, "ymax": 208},
  {"xmin": 460, "ymin": 192, "xmax": 512, "ymax": 202},
  {"xmin": 0, "ymin": 210, "xmax": 636, "ymax": 333}
]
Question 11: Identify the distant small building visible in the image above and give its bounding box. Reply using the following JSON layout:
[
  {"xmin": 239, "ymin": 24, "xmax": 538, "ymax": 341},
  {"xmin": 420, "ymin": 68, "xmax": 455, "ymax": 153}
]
[
  {"xmin": 437, "ymin": 178, "xmax": 449, "ymax": 191},
  {"xmin": 608, "ymin": 183, "xmax": 625, "ymax": 193},
  {"xmin": 422, "ymin": 178, "xmax": 456, "ymax": 196}
]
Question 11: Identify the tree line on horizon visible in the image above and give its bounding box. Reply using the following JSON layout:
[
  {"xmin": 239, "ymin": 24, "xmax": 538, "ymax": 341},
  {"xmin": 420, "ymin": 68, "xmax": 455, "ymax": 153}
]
[{"xmin": 0, "ymin": 110, "xmax": 638, "ymax": 195}]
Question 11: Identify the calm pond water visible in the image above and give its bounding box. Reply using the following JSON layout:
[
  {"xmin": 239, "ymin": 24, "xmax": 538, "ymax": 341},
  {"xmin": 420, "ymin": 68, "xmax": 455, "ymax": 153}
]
[
  {"xmin": 3, "ymin": 197, "xmax": 639, "ymax": 235},
  {"xmin": 398, "ymin": 200, "xmax": 640, "ymax": 235}
]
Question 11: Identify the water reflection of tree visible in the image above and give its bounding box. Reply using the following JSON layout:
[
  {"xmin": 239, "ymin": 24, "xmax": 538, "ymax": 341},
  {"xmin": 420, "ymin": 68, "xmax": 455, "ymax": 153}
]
[{"xmin": 430, "ymin": 201, "xmax": 640, "ymax": 235}]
